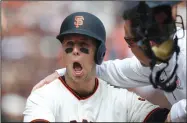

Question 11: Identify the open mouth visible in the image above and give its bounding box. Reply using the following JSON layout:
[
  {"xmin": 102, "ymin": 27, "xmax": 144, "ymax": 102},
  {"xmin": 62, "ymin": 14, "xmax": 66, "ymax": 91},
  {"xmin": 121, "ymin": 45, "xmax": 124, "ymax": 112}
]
[{"xmin": 73, "ymin": 62, "xmax": 83, "ymax": 76}]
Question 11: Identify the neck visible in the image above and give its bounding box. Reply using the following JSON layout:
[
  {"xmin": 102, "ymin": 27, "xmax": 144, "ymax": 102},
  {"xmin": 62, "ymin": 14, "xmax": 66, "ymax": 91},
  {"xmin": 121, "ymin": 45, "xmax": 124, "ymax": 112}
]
[{"xmin": 64, "ymin": 74, "xmax": 96, "ymax": 97}]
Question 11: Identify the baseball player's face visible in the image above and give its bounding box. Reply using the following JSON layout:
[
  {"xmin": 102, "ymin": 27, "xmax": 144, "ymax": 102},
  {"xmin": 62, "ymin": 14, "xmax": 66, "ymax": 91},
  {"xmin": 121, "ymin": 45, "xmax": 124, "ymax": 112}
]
[
  {"xmin": 124, "ymin": 20, "xmax": 151, "ymax": 66},
  {"xmin": 62, "ymin": 34, "xmax": 97, "ymax": 83}
]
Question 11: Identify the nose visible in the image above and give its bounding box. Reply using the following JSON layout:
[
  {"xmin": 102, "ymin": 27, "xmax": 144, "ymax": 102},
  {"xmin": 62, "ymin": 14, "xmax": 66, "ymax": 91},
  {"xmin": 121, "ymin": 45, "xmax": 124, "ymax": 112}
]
[{"xmin": 72, "ymin": 45, "xmax": 80, "ymax": 56}]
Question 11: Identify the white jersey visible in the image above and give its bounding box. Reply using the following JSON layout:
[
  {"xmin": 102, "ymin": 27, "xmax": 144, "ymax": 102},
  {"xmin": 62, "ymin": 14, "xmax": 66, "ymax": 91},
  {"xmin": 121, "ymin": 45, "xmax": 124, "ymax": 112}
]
[
  {"xmin": 23, "ymin": 77, "xmax": 159, "ymax": 122},
  {"xmin": 56, "ymin": 29, "xmax": 186, "ymax": 105}
]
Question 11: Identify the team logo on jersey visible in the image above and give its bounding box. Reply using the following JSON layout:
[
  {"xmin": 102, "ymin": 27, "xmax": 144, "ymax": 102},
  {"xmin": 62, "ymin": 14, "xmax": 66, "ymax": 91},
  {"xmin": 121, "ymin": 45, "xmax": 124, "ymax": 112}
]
[
  {"xmin": 74, "ymin": 16, "xmax": 84, "ymax": 28},
  {"xmin": 176, "ymin": 76, "xmax": 183, "ymax": 89}
]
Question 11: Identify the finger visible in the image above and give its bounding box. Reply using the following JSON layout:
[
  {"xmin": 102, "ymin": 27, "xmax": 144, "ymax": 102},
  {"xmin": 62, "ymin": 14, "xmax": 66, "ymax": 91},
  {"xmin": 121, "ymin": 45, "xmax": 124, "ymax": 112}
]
[
  {"xmin": 45, "ymin": 72, "xmax": 59, "ymax": 84},
  {"xmin": 32, "ymin": 79, "xmax": 46, "ymax": 92}
]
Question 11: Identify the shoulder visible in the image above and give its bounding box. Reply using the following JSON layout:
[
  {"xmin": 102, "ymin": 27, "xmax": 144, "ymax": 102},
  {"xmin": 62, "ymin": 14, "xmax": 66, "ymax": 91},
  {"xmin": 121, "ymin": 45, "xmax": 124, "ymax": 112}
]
[{"xmin": 30, "ymin": 78, "xmax": 63, "ymax": 100}]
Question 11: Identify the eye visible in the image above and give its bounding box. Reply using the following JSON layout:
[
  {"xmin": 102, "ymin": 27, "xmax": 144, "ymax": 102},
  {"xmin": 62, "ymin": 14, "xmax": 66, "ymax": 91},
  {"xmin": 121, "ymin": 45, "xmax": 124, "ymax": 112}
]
[
  {"xmin": 80, "ymin": 42, "xmax": 89, "ymax": 48},
  {"xmin": 124, "ymin": 37, "xmax": 134, "ymax": 46},
  {"xmin": 65, "ymin": 41, "xmax": 74, "ymax": 47}
]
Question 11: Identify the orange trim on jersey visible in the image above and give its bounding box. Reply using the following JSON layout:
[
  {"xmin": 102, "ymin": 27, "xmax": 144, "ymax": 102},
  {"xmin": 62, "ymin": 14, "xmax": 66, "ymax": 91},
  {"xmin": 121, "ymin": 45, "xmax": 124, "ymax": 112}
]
[
  {"xmin": 30, "ymin": 119, "xmax": 50, "ymax": 123},
  {"xmin": 143, "ymin": 107, "xmax": 161, "ymax": 123},
  {"xmin": 58, "ymin": 76, "xmax": 99, "ymax": 100}
]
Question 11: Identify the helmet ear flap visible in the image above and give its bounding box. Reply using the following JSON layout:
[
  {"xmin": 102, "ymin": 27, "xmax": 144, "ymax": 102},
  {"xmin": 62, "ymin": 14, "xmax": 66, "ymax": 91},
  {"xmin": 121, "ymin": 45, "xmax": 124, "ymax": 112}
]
[{"xmin": 95, "ymin": 42, "xmax": 106, "ymax": 65}]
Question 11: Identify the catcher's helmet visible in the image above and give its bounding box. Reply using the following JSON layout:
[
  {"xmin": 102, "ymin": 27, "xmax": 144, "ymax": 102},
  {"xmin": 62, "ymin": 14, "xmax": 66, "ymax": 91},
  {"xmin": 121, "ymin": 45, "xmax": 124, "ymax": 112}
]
[{"xmin": 56, "ymin": 12, "xmax": 106, "ymax": 65}]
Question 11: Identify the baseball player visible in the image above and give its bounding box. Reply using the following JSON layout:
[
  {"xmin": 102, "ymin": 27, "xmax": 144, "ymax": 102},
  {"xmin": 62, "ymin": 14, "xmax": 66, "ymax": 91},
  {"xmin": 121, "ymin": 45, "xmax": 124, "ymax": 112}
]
[
  {"xmin": 32, "ymin": 1, "xmax": 186, "ymax": 122},
  {"xmin": 23, "ymin": 12, "xmax": 170, "ymax": 122}
]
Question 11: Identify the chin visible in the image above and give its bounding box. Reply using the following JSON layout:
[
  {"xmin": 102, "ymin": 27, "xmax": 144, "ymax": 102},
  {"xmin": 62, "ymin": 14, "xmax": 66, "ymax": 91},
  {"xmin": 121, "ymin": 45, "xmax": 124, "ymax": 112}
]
[{"xmin": 71, "ymin": 76, "xmax": 85, "ymax": 84}]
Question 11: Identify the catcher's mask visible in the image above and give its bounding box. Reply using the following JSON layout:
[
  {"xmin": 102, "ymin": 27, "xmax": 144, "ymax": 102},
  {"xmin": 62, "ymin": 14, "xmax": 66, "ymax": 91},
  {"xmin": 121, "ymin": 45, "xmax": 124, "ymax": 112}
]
[{"xmin": 122, "ymin": 1, "xmax": 185, "ymax": 92}]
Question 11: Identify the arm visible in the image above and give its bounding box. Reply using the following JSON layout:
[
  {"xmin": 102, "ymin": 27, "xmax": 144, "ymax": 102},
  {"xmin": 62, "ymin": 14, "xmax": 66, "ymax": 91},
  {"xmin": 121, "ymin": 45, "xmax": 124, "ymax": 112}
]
[
  {"xmin": 95, "ymin": 29, "xmax": 186, "ymax": 88},
  {"xmin": 24, "ymin": 87, "xmax": 55, "ymax": 122},
  {"xmin": 95, "ymin": 56, "xmax": 152, "ymax": 88},
  {"xmin": 117, "ymin": 89, "xmax": 169, "ymax": 122}
]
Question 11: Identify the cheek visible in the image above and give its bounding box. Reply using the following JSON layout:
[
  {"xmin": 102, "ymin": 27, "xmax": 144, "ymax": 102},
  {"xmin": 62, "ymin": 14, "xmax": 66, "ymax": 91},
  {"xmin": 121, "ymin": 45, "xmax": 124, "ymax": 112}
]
[
  {"xmin": 124, "ymin": 20, "xmax": 134, "ymax": 37},
  {"xmin": 82, "ymin": 51, "xmax": 95, "ymax": 69},
  {"xmin": 131, "ymin": 47, "xmax": 149, "ymax": 61},
  {"xmin": 62, "ymin": 53, "xmax": 71, "ymax": 66}
]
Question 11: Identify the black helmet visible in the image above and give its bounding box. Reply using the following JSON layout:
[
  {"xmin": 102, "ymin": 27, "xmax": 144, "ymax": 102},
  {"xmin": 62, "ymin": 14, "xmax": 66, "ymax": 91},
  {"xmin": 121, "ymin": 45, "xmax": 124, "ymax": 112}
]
[{"xmin": 56, "ymin": 12, "xmax": 106, "ymax": 65}]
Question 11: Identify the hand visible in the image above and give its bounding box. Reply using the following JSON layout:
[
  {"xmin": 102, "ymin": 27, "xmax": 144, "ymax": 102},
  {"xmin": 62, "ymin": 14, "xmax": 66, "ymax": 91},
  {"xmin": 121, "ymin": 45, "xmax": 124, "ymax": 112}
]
[
  {"xmin": 170, "ymin": 99, "xmax": 186, "ymax": 122},
  {"xmin": 165, "ymin": 112, "xmax": 171, "ymax": 122},
  {"xmin": 32, "ymin": 71, "xmax": 60, "ymax": 92}
]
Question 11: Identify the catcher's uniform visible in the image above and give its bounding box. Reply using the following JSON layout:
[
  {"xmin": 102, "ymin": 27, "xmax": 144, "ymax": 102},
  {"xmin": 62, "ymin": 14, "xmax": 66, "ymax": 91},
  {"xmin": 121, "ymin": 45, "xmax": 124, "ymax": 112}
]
[
  {"xmin": 23, "ymin": 76, "xmax": 160, "ymax": 122},
  {"xmin": 95, "ymin": 29, "xmax": 186, "ymax": 105}
]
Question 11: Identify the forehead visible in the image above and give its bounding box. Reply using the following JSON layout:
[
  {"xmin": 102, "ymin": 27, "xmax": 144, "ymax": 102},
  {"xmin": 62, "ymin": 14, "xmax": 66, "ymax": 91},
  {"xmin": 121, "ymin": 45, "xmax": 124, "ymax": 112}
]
[{"xmin": 63, "ymin": 34, "xmax": 93, "ymax": 41}]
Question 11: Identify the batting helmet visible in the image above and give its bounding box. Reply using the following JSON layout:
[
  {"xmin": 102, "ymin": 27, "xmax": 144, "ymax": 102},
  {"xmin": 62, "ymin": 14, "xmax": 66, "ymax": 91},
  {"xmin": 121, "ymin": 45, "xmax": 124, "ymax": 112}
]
[{"xmin": 56, "ymin": 12, "xmax": 106, "ymax": 65}]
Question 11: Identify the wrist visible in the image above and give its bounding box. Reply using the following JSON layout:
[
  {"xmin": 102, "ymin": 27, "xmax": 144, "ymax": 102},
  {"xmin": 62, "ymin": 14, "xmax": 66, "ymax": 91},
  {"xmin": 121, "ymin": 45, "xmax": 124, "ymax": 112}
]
[
  {"xmin": 165, "ymin": 112, "xmax": 171, "ymax": 122},
  {"xmin": 170, "ymin": 99, "xmax": 186, "ymax": 122}
]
